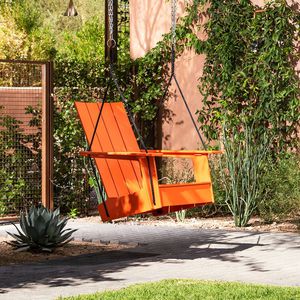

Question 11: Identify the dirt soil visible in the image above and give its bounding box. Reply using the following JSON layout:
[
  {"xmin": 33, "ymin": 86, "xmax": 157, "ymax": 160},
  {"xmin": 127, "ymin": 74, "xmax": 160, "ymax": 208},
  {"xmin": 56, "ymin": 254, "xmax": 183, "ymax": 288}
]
[
  {"xmin": 136, "ymin": 217, "xmax": 300, "ymax": 233},
  {"xmin": 73, "ymin": 215, "xmax": 300, "ymax": 233},
  {"xmin": 0, "ymin": 238, "xmax": 129, "ymax": 267}
]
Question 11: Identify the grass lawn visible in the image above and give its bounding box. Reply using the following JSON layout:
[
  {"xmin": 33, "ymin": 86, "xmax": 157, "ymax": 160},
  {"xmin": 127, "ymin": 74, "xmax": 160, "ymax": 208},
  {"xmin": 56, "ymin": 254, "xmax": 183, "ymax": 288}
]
[{"xmin": 59, "ymin": 279, "xmax": 300, "ymax": 300}]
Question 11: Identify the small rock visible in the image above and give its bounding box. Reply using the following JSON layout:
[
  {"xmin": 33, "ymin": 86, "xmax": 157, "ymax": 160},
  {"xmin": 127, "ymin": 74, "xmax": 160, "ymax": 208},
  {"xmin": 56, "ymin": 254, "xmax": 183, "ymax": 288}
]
[
  {"xmin": 110, "ymin": 240, "xmax": 120, "ymax": 245},
  {"xmin": 100, "ymin": 240, "xmax": 110, "ymax": 245},
  {"xmin": 82, "ymin": 238, "xmax": 92, "ymax": 243},
  {"xmin": 92, "ymin": 239, "xmax": 101, "ymax": 244}
]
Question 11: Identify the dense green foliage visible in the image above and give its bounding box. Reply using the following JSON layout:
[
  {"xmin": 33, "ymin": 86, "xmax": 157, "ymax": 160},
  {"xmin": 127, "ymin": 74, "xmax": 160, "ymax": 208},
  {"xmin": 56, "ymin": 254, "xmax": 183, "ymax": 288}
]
[
  {"xmin": 7, "ymin": 205, "xmax": 77, "ymax": 252},
  {"xmin": 53, "ymin": 88, "xmax": 99, "ymax": 212},
  {"xmin": 56, "ymin": 17, "xmax": 105, "ymax": 63},
  {"xmin": 0, "ymin": 0, "xmax": 105, "ymax": 60},
  {"xmin": 59, "ymin": 279, "xmax": 300, "ymax": 300},
  {"xmin": 1, "ymin": 0, "xmax": 112, "ymax": 213},
  {"xmin": 0, "ymin": 169, "xmax": 25, "ymax": 216},
  {"xmin": 259, "ymin": 153, "xmax": 300, "ymax": 222}
]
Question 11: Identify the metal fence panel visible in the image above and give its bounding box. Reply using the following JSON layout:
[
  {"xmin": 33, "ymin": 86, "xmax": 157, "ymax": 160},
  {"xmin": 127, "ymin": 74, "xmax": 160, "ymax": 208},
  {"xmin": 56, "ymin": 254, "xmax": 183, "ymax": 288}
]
[{"xmin": 0, "ymin": 60, "xmax": 52, "ymax": 216}]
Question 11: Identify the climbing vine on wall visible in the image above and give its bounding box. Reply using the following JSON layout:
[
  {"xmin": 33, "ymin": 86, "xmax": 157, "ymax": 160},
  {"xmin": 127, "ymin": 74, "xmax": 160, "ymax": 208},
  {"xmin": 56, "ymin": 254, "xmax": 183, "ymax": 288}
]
[
  {"xmin": 191, "ymin": 0, "xmax": 299, "ymax": 152},
  {"xmin": 127, "ymin": 0, "xmax": 203, "ymax": 121}
]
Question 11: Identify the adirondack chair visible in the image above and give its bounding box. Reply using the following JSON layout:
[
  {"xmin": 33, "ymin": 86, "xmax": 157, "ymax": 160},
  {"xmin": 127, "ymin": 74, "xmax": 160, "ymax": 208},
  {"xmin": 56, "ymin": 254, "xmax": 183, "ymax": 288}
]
[{"xmin": 75, "ymin": 101, "xmax": 221, "ymax": 222}]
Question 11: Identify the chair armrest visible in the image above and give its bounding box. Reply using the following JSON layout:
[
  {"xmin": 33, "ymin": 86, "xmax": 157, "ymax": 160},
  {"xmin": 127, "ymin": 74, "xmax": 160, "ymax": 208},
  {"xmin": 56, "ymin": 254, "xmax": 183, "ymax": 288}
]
[
  {"xmin": 80, "ymin": 150, "xmax": 222, "ymax": 160},
  {"xmin": 80, "ymin": 151, "xmax": 142, "ymax": 160},
  {"xmin": 143, "ymin": 150, "xmax": 222, "ymax": 156}
]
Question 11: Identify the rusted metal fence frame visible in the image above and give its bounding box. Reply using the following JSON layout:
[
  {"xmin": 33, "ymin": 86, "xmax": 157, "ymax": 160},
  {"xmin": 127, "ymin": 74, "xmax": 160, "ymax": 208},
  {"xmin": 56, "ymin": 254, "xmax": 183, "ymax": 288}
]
[
  {"xmin": 0, "ymin": 59, "xmax": 53, "ymax": 216},
  {"xmin": 41, "ymin": 62, "xmax": 54, "ymax": 210}
]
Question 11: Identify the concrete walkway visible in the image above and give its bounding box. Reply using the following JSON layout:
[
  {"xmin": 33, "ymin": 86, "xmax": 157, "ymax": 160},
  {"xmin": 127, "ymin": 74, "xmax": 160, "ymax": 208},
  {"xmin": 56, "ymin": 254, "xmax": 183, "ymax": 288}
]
[{"xmin": 0, "ymin": 220, "xmax": 300, "ymax": 300}]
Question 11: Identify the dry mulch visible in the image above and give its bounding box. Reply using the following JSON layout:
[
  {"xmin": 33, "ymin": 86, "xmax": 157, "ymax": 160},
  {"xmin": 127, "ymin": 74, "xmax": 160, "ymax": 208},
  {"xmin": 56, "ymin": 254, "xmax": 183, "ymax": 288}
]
[
  {"xmin": 133, "ymin": 216, "xmax": 300, "ymax": 233},
  {"xmin": 73, "ymin": 215, "xmax": 300, "ymax": 233},
  {"xmin": 0, "ymin": 237, "xmax": 129, "ymax": 267}
]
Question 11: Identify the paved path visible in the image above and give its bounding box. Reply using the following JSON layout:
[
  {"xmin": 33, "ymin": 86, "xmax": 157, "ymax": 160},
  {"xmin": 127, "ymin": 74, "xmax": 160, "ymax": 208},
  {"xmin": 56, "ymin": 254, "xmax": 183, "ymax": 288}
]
[{"xmin": 0, "ymin": 220, "xmax": 300, "ymax": 300}]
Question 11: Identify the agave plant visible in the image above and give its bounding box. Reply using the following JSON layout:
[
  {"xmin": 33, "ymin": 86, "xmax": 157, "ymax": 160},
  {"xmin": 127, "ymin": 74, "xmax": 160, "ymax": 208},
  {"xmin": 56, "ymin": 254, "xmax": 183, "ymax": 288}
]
[{"xmin": 7, "ymin": 205, "xmax": 77, "ymax": 252}]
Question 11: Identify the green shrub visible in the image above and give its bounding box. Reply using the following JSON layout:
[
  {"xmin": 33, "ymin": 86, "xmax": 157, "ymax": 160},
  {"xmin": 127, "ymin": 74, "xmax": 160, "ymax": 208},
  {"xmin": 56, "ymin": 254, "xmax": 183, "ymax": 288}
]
[
  {"xmin": 0, "ymin": 169, "xmax": 25, "ymax": 216},
  {"xmin": 221, "ymin": 123, "xmax": 270, "ymax": 227},
  {"xmin": 52, "ymin": 88, "xmax": 87, "ymax": 211},
  {"xmin": 68, "ymin": 207, "xmax": 79, "ymax": 219},
  {"xmin": 209, "ymin": 156, "xmax": 229, "ymax": 214},
  {"xmin": 57, "ymin": 16, "xmax": 105, "ymax": 63},
  {"xmin": 7, "ymin": 205, "xmax": 77, "ymax": 252},
  {"xmin": 258, "ymin": 154, "xmax": 300, "ymax": 222},
  {"xmin": 0, "ymin": 108, "xmax": 41, "ymax": 213}
]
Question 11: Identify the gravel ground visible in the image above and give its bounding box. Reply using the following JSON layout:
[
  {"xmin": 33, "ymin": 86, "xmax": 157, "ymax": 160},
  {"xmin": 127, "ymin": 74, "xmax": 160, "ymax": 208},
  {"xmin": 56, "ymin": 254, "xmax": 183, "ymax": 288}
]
[
  {"xmin": 72, "ymin": 215, "xmax": 300, "ymax": 233},
  {"xmin": 0, "ymin": 237, "xmax": 129, "ymax": 266}
]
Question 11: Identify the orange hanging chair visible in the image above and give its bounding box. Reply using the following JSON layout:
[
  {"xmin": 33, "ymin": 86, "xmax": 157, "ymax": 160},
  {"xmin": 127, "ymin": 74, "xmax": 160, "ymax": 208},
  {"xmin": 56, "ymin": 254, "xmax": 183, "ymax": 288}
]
[{"xmin": 75, "ymin": 102, "xmax": 221, "ymax": 222}]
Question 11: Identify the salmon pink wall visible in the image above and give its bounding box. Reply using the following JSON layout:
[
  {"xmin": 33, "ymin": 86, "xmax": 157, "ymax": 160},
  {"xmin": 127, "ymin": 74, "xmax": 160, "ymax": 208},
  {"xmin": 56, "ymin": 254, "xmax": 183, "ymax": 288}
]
[{"xmin": 130, "ymin": 0, "xmax": 205, "ymax": 150}]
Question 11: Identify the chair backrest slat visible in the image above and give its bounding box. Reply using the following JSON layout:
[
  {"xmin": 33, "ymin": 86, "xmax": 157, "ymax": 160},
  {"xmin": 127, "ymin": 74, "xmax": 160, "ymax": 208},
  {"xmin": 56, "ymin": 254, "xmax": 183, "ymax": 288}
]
[
  {"xmin": 110, "ymin": 103, "xmax": 141, "ymax": 151},
  {"xmin": 98, "ymin": 103, "xmax": 143, "ymax": 195},
  {"xmin": 75, "ymin": 102, "xmax": 143, "ymax": 198}
]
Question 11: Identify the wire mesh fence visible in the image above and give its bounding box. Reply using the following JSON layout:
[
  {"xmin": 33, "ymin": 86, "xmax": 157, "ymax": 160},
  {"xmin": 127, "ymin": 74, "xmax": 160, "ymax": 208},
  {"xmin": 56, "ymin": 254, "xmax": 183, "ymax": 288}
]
[{"xmin": 0, "ymin": 61, "xmax": 43, "ymax": 216}]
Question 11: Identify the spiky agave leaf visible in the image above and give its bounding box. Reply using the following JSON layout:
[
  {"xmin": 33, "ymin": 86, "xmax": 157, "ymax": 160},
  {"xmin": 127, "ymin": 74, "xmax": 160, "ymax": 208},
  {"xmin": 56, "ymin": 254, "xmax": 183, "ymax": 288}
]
[
  {"xmin": 52, "ymin": 207, "xmax": 60, "ymax": 218},
  {"xmin": 7, "ymin": 205, "xmax": 77, "ymax": 252}
]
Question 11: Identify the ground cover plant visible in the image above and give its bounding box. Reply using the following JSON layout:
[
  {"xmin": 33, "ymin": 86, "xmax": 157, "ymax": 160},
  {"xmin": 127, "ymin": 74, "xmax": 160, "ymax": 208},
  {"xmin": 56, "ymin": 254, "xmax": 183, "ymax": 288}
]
[{"xmin": 59, "ymin": 279, "xmax": 300, "ymax": 300}]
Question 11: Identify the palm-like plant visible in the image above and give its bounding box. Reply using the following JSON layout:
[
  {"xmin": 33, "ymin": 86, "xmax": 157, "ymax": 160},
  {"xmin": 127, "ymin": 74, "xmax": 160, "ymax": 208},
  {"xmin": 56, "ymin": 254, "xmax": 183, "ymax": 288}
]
[{"xmin": 7, "ymin": 205, "xmax": 77, "ymax": 252}]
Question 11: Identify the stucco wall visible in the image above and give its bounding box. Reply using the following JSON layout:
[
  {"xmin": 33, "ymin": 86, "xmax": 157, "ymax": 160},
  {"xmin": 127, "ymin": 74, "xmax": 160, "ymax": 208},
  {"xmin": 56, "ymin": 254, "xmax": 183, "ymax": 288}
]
[
  {"xmin": 130, "ymin": 0, "xmax": 299, "ymax": 150},
  {"xmin": 130, "ymin": 0, "xmax": 203, "ymax": 150}
]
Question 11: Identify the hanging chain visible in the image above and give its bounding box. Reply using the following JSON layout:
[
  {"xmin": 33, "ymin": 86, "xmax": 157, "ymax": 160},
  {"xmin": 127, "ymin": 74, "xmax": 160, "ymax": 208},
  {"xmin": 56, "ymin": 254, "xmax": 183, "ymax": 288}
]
[
  {"xmin": 171, "ymin": 0, "xmax": 177, "ymax": 74},
  {"xmin": 107, "ymin": 0, "xmax": 116, "ymax": 48},
  {"xmin": 171, "ymin": 0, "xmax": 177, "ymax": 47}
]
